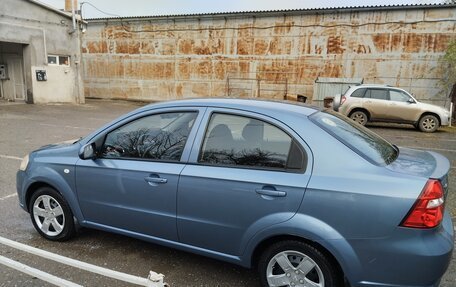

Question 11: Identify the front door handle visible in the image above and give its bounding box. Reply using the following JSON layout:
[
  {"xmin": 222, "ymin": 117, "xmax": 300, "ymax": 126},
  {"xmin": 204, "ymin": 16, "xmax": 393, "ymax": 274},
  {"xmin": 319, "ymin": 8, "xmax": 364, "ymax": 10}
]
[
  {"xmin": 144, "ymin": 175, "xmax": 168, "ymax": 186},
  {"xmin": 256, "ymin": 188, "xmax": 287, "ymax": 197}
]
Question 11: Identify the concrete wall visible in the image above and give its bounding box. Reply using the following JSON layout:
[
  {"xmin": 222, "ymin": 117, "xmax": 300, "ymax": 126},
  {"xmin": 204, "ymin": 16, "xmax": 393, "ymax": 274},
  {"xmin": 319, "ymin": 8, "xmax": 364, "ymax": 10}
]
[
  {"xmin": 0, "ymin": 0, "xmax": 84, "ymax": 103},
  {"xmin": 82, "ymin": 6, "xmax": 456, "ymax": 106}
]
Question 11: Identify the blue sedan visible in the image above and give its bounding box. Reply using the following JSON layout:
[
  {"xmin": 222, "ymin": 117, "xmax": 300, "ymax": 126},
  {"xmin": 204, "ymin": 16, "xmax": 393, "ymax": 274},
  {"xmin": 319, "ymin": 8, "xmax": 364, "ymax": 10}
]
[{"xmin": 17, "ymin": 99, "xmax": 453, "ymax": 287}]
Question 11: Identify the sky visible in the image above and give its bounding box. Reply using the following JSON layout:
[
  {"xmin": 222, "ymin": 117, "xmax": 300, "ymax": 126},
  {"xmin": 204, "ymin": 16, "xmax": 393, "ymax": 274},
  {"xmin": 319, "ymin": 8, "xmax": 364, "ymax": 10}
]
[{"xmin": 37, "ymin": 0, "xmax": 441, "ymax": 18}]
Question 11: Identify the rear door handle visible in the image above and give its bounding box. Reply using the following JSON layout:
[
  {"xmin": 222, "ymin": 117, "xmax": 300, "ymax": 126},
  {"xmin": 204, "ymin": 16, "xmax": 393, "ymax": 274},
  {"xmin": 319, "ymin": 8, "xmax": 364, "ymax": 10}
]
[
  {"xmin": 256, "ymin": 188, "xmax": 287, "ymax": 197},
  {"xmin": 144, "ymin": 175, "xmax": 168, "ymax": 186}
]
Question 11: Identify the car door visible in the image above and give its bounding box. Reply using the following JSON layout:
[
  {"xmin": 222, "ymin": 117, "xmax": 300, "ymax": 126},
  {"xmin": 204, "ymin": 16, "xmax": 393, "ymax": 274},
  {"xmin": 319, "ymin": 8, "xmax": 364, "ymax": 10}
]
[
  {"xmin": 386, "ymin": 89, "xmax": 420, "ymax": 122},
  {"xmin": 362, "ymin": 88, "xmax": 390, "ymax": 120},
  {"xmin": 177, "ymin": 109, "xmax": 312, "ymax": 256},
  {"xmin": 75, "ymin": 108, "xmax": 204, "ymax": 241}
]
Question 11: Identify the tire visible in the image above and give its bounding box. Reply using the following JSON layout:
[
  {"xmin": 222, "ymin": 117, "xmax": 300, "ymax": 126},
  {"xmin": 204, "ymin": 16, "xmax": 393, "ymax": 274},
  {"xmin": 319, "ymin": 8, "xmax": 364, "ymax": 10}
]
[
  {"xmin": 349, "ymin": 110, "xmax": 368, "ymax": 126},
  {"xmin": 418, "ymin": 114, "xmax": 439, "ymax": 133},
  {"xmin": 29, "ymin": 187, "xmax": 76, "ymax": 241},
  {"xmin": 258, "ymin": 240, "xmax": 343, "ymax": 287}
]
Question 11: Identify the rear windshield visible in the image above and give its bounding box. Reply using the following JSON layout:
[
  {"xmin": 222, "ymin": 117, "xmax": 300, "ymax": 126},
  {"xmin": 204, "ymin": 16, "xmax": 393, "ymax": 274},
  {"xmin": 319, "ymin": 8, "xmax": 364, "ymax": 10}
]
[{"xmin": 310, "ymin": 110, "xmax": 398, "ymax": 166}]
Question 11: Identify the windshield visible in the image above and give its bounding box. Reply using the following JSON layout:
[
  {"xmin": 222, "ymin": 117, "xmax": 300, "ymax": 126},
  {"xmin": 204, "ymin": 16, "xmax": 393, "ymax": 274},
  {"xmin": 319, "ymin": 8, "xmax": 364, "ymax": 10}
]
[{"xmin": 310, "ymin": 110, "xmax": 398, "ymax": 166}]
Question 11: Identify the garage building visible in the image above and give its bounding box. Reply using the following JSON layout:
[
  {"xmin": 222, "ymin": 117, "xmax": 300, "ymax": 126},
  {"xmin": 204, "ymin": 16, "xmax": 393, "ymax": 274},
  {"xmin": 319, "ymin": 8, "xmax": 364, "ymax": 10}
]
[
  {"xmin": 0, "ymin": 0, "xmax": 84, "ymax": 104},
  {"xmin": 82, "ymin": 3, "xmax": 456, "ymax": 108}
]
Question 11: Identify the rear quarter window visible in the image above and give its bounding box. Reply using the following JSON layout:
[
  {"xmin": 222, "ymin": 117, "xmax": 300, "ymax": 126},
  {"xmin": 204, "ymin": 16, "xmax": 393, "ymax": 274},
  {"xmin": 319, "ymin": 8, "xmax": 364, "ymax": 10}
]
[{"xmin": 310, "ymin": 111, "xmax": 398, "ymax": 166}]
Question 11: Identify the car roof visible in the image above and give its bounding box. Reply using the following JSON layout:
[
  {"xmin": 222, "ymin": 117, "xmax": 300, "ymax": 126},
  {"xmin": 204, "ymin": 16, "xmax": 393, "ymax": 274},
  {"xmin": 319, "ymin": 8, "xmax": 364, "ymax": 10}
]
[
  {"xmin": 136, "ymin": 98, "xmax": 321, "ymax": 117},
  {"xmin": 355, "ymin": 84, "xmax": 391, "ymax": 88},
  {"xmin": 352, "ymin": 84, "xmax": 409, "ymax": 90}
]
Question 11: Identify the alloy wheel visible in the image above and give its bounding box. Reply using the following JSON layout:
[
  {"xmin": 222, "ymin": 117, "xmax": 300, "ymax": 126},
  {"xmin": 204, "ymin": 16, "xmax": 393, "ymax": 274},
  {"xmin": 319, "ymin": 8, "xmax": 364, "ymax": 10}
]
[
  {"xmin": 32, "ymin": 195, "xmax": 65, "ymax": 237},
  {"xmin": 350, "ymin": 111, "xmax": 367, "ymax": 126},
  {"xmin": 422, "ymin": 118, "xmax": 436, "ymax": 131},
  {"xmin": 266, "ymin": 250, "xmax": 324, "ymax": 287}
]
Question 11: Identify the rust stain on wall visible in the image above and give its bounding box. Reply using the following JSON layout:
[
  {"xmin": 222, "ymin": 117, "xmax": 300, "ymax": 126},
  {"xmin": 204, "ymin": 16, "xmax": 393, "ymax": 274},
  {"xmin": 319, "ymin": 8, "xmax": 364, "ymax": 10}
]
[
  {"xmin": 140, "ymin": 41, "xmax": 156, "ymax": 54},
  {"xmin": 177, "ymin": 59, "xmax": 191, "ymax": 80},
  {"xmin": 327, "ymin": 35, "xmax": 345, "ymax": 54},
  {"xmin": 273, "ymin": 22, "xmax": 294, "ymax": 34},
  {"xmin": 84, "ymin": 41, "xmax": 108, "ymax": 53},
  {"xmin": 237, "ymin": 38, "xmax": 254, "ymax": 55},
  {"xmin": 373, "ymin": 33, "xmax": 452, "ymax": 53},
  {"xmin": 115, "ymin": 41, "xmax": 129, "ymax": 54},
  {"xmin": 105, "ymin": 25, "xmax": 134, "ymax": 39},
  {"xmin": 254, "ymin": 39, "xmax": 269, "ymax": 55},
  {"xmin": 194, "ymin": 61, "xmax": 213, "ymax": 79},
  {"xmin": 178, "ymin": 39, "xmax": 193, "ymax": 54}
]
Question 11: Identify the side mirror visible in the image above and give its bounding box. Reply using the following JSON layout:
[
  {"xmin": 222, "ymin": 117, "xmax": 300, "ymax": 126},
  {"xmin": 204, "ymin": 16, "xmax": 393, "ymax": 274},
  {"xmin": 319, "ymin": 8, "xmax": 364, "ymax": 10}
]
[
  {"xmin": 79, "ymin": 143, "xmax": 96, "ymax": 160},
  {"xmin": 407, "ymin": 98, "xmax": 416, "ymax": 104}
]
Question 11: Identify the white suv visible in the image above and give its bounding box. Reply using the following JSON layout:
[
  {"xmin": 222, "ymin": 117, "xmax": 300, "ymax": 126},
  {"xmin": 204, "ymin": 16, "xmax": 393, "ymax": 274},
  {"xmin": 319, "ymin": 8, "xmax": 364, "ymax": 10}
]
[{"xmin": 333, "ymin": 84, "xmax": 450, "ymax": 132}]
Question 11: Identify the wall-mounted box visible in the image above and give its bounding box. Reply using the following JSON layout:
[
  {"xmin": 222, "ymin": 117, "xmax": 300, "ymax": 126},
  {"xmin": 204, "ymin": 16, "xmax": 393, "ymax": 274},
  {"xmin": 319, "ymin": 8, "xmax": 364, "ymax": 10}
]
[
  {"xmin": 0, "ymin": 64, "xmax": 7, "ymax": 80},
  {"xmin": 36, "ymin": 70, "xmax": 47, "ymax": 81}
]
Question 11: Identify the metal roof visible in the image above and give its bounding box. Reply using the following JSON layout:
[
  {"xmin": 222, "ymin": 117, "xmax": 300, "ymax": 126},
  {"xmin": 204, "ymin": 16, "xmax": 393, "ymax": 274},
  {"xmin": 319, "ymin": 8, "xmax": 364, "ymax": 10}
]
[{"xmin": 85, "ymin": 3, "xmax": 456, "ymax": 21}]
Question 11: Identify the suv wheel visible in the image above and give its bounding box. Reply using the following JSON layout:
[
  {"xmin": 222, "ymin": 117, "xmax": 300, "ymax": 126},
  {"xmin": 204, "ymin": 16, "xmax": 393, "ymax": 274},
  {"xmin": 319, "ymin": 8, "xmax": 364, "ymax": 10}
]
[
  {"xmin": 258, "ymin": 240, "xmax": 343, "ymax": 287},
  {"xmin": 349, "ymin": 110, "xmax": 368, "ymax": 126},
  {"xmin": 29, "ymin": 187, "xmax": 76, "ymax": 241},
  {"xmin": 418, "ymin": 115, "xmax": 439, "ymax": 133}
]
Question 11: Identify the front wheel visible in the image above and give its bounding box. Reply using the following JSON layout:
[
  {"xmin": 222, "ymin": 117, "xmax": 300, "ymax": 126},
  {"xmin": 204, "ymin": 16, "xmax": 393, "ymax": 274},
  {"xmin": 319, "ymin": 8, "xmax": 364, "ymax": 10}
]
[
  {"xmin": 418, "ymin": 114, "xmax": 439, "ymax": 133},
  {"xmin": 258, "ymin": 240, "xmax": 343, "ymax": 287},
  {"xmin": 29, "ymin": 187, "xmax": 76, "ymax": 241}
]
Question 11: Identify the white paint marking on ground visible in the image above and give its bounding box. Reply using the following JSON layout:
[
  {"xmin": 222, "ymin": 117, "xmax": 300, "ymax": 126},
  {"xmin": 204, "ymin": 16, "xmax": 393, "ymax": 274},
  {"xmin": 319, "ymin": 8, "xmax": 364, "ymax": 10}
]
[
  {"xmin": 0, "ymin": 255, "xmax": 82, "ymax": 287},
  {"xmin": 0, "ymin": 236, "xmax": 165, "ymax": 287},
  {"xmin": 0, "ymin": 154, "xmax": 22, "ymax": 161},
  {"xmin": 40, "ymin": 123, "xmax": 93, "ymax": 130},
  {"xmin": 0, "ymin": 193, "xmax": 17, "ymax": 201},
  {"xmin": 405, "ymin": 146, "xmax": 456, "ymax": 153}
]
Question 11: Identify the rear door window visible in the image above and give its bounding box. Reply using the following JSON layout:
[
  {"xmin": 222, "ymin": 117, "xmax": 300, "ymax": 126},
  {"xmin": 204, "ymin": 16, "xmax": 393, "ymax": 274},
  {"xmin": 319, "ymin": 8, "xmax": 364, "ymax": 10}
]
[
  {"xmin": 365, "ymin": 89, "xmax": 388, "ymax": 100},
  {"xmin": 199, "ymin": 113, "xmax": 306, "ymax": 171},
  {"xmin": 310, "ymin": 111, "xmax": 398, "ymax": 166}
]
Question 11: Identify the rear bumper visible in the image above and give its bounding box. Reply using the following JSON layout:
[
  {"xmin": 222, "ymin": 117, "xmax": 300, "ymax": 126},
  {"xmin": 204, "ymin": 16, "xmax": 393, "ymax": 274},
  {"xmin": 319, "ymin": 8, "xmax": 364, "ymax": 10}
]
[{"xmin": 349, "ymin": 211, "xmax": 453, "ymax": 287}]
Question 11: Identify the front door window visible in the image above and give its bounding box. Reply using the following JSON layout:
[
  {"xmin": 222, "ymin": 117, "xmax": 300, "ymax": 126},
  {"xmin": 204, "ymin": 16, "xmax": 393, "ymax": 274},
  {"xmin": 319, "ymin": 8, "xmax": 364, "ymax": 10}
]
[{"xmin": 102, "ymin": 112, "xmax": 197, "ymax": 161}]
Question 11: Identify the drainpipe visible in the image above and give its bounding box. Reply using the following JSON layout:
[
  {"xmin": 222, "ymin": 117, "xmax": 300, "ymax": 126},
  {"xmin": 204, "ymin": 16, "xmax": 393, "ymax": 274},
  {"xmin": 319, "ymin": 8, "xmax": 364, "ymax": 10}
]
[{"xmin": 71, "ymin": 0, "xmax": 76, "ymax": 32}]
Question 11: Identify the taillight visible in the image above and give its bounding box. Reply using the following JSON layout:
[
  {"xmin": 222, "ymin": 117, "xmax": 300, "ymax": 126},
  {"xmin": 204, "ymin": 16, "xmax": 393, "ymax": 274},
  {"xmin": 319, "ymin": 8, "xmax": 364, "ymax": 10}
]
[
  {"xmin": 340, "ymin": 96, "xmax": 346, "ymax": 106},
  {"xmin": 400, "ymin": 179, "xmax": 445, "ymax": 229}
]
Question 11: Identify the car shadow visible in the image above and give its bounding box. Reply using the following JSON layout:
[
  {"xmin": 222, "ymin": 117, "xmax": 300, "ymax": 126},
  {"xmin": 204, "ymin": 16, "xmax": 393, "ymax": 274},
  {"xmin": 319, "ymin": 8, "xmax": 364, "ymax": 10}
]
[{"xmin": 75, "ymin": 228, "xmax": 261, "ymax": 287}]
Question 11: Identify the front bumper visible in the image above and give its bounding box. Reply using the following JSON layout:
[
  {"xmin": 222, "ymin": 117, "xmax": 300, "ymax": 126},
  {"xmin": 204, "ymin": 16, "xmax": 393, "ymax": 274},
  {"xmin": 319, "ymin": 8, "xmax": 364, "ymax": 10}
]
[
  {"xmin": 440, "ymin": 115, "xmax": 450, "ymax": 127},
  {"xmin": 16, "ymin": 170, "xmax": 27, "ymax": 211},
  {"xmin": 350, "ymin": 211, "xmax": 453, "ymax": 287}
]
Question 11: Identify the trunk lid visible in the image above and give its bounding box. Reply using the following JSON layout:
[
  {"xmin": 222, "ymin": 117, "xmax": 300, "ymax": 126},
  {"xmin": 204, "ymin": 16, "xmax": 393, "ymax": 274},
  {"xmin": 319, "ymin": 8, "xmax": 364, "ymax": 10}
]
[{"xmin": 386, "ymin": 147, "xmax": 450, "ymax": 197}]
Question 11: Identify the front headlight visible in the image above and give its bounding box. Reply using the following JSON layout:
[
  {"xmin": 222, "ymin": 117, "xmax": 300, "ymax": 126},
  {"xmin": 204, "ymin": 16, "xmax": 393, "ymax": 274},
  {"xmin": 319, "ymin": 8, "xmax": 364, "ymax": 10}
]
[{"xmin": 19, "ymin": 154, "xmax": 29, "ymax": 171}]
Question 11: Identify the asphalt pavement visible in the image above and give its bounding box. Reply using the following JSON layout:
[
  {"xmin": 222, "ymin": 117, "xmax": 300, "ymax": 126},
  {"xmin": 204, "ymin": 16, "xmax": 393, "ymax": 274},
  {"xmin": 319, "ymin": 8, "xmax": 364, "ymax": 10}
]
[{"xmin": 0, "ymin": 99, "xmax": 454, "ymax": 287}]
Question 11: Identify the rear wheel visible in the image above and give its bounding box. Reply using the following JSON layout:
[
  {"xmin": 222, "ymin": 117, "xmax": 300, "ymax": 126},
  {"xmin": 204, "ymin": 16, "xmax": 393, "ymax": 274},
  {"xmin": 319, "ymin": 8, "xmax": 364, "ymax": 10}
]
[
  {"xmin": 349, "ymin": 110, "xmax": 368, "ymax": 126},
  {"xmin": 418, "ymin": 114, "xmax": 439, "ymax": 133},
  {"xmin": 29, "ymin": 187, "xmax": 75, "ymax": 241},
  {"xmin": 258, "ymin": 240, "xmax": 343, "ymax": 287}
]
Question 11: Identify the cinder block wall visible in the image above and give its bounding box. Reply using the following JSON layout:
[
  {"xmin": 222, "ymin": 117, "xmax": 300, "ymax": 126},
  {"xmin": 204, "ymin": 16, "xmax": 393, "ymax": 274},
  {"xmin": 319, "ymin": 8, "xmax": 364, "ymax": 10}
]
[{"xmin": 82, "ymin": 6, "xmax": 456, "ymax": 106}]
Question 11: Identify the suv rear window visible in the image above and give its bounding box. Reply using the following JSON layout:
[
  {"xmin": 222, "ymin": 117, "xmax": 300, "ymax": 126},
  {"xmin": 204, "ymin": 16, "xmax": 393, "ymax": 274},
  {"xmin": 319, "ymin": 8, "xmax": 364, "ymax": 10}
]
[{"xmin": 310, "ymin": 111, "xmax": 398, "ymax": 166}]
